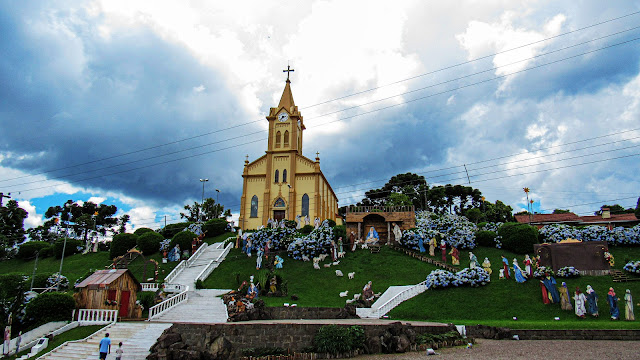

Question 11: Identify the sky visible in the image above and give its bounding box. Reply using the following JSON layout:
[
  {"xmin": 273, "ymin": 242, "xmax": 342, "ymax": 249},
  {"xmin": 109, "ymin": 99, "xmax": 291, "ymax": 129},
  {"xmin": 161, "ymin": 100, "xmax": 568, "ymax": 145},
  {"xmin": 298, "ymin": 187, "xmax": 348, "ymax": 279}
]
[{"xmin": 1, "ymin": 0, "xmax": 640, "ymax": 234}]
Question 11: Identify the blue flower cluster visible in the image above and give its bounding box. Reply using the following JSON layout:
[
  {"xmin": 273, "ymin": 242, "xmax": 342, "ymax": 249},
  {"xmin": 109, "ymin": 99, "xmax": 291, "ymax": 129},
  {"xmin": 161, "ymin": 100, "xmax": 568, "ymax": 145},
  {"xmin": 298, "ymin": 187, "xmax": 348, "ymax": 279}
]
[
  {"xmin": 539, "ymin": 224, "xmax": 640, "ymax": 246},
  {"xmin": 425, "ymin": 269, "xmax": 460, "ymax": 289},
  {"xmin": 287, "ymin": 224, "xmax": 334, "ymax": 260},
  {"xmin": 480, "ymin": 222, "xmax": 504, "ymax": 233},
  {"xmin": 533, "ymin": 266, "xmax": 553, "ymax": 278},
  {"xmin": 556, "ymin": 266, "xmax": 580, "ymax": 278},
  {"xmin": 250, "ymin": 227, "xmax": 297, "ymax": 252},
  {"xmin": 455, "ymin": 267, "xmax": 491, "ymax": 287},
  {"xmin": 46, "ymin": 272, "xmax": 69, "ymax": 290},
  {"xmin": 399, "ymin": 229, "xmax": 425, "ymax": 251},
  {"xmin": 413, "ymin": 211, "xmax": 478, "ymax": 250},
  {"xmin": 623, "ymin": 260, "xmax": 640, "ymax": 275},
  {"xmin": 159, "ymin": 239, "xmax": 171, "ymax": 252}
]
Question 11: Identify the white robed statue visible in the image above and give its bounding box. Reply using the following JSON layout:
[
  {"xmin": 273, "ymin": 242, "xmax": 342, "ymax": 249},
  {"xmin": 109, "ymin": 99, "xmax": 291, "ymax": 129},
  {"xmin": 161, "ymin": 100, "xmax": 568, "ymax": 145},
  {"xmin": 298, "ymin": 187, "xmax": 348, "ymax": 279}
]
[
  {"xmin": 314, "ymin": 217, "xmax": 320, "ymax": 229},
  {"xmin": 305, "ymin": 215, "xmax": 310, "ymax": 226},
  {"xmin": 296, "ymin": 215, "xmax": 302, "ymax": 229},
  {"xmin": 392, "ymin": 223, "xmax": 402, "ymax": 243},
  {"xmin": 365, "ymin": 227, "xmax": 379, "ymax": 245}
]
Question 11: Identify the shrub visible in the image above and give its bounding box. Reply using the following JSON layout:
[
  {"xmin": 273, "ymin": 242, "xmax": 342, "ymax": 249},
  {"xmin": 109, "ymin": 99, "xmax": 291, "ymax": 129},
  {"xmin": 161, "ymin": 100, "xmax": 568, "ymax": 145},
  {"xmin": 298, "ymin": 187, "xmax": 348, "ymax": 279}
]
[
  {"xmin": 53, "ymin": 238, "xmax": 83, "ymax": 259},
  {"xmin": 326, "ymin": 219, "xmax": 337, "ymax": 228},
  {"xmin": 202, "ymin": 218, "xmax": 227, "ymax": 237},
  {"xmin": 137, "ymin": 232, "xmax": 164, "ymax": 255},
  {"xmin": 498, "ymin": 223, "xmax": 539, "ymax": 254},
  {"xmin": 24, "ymin": 292, "xmax": 75, "ymax": 325},
  {"xmin": 314, "ymin": 325, "xmax": 364, "ymax": 354},
  {"xmin": 46, "ymin": 272, "xmax": 69, "ymax": 290},
  {"xmin": 299, "ymin": 225, "xmax": 314, "ymax": 235},
  {"xmin": 170, "ymin": 231, "xmax": 197, "ymax": 254},
  {"xmin": 29, "ymin": 273, "xmax": 49, "ymax": 289},
  {"xmin": 17, "ymin": 241, "xmax": 52, "ymax": 260},
  {"xmin": 110, "ymin": 233, "xmax": 139, "ymax": 259},
  {"xmin": 133, "ymin": 227, "xmax": 155, "ymax": 236},
  {"xmin": 0, "ymin": 273, "xmax": 27, "ymax": 300},
  {"xmin": 136, "ymin": 291, "xmax": 155, "ymax": 310},
  {"xmin": 334, "ymin": 225, "xmax": 346, "ymax": 242},
  {"xmin": 159, "ymin": 222, "xmax": 191, "ymax": 239},
  {"xmin": 475, "ymin": 230, "xmax": 497, "ymax": 247}
]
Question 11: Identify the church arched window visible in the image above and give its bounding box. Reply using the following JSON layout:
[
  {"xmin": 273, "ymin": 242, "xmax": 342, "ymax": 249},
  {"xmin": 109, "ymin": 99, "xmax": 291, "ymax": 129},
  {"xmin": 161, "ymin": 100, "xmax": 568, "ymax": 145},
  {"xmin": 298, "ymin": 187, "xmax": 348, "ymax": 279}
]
[
  {"xmin": 274, "ymin": 169, "xmax": 279, "ymax": 183},
  {"xmin": 302, "ymin": 193, "xmax": 309, "ymax": 217},
  {"xmin": 276, "ymin": 131, "xmax": 281, "ymax": 148},
  {"xmin": 283, "ymin": 169, "xmax": 287, "ymax": 183},
  {"xmin": 250, "ymin": 195, "xmax": 258, "ymax": 218},
  {"xmin": 284, "ymin": 131, "xmax": 289, "ymax": 147}
]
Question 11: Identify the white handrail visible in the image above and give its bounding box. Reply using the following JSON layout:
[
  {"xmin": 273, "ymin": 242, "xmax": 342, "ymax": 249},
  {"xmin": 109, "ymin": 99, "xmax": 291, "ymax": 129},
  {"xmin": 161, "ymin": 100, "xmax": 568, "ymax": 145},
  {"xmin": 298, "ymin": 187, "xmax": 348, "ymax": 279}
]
[
  {"xmin": 164, "ymin": 260, "xmax": 186, "ymax": 283},
  {"xmin": 77, "ymin": 309, "xmax": 118, "ymax": 325},
  {"xmin": 148, "ymin": 286, "xmax": 189, "ymax": 320},
  {"xmin": 163, "ymin": 283, "xmax": 186, "ymax": 293},
  {"xmin": 215, "ymin": 242, "xmax": 233, "ymax": 262},
  {"xmin": 140, "ymin": 283, "xmax": 160, "ymax": 292},
  {"xmin": 372, "ymin": 281, "xmax": 427, "ymax": 318},
  {"xmin": 186, "ymin": 242, "xmax": 209, "ymax": 267},
  {"xmin": 37, "ymin": 323, "xmax": 114, "ymax": 359},
  {"xmin": 196, "ymin": 260, "xmax": 216, "ymax": 282}
]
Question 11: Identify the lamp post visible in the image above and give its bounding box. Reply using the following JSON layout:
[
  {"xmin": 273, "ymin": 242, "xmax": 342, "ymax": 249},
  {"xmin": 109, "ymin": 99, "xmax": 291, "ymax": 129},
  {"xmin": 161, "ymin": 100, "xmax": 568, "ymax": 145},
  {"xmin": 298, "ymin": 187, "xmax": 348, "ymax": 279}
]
[
  {"xmin": 215, "ymin": 189, "xmax": 220, "ymax": 218},
  {"xmin": 58, "ymin": 202, "xmax": 72, "ymax": 290},
  {"xmin": 200, "ymin": 179, "xmax": 208, "ymax": 222}
]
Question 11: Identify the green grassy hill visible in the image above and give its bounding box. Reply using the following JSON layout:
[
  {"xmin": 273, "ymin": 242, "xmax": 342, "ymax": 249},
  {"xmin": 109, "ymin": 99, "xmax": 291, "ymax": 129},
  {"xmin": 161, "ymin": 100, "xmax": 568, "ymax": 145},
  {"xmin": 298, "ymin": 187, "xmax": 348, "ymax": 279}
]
[{"xmin": 204, "ymin": 243, "xmax": 640, "ymax": 329}]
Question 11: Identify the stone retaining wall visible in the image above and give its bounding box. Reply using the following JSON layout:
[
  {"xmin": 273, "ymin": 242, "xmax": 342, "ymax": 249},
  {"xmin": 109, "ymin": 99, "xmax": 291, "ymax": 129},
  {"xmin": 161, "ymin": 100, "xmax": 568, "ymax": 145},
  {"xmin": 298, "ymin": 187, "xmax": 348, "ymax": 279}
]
[
  {"xmin": 466, "ymin": 325, "xmax": 640, "ymax": 340},
  {"xmin": 265, "ymin": 307, "xmax": 358, "ymax": 320}
]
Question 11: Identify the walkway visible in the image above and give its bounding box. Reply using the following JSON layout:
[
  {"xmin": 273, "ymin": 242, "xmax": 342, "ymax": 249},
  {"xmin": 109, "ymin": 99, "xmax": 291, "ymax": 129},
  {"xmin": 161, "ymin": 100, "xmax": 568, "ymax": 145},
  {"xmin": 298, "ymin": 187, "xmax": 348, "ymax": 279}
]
[
  {"xmin": 171, "ymin": 242, "xmax": 229, "ymax": 290},
  {"xmin": 36, "ymin": 322, "xmax": 171, "ymax": 360}
]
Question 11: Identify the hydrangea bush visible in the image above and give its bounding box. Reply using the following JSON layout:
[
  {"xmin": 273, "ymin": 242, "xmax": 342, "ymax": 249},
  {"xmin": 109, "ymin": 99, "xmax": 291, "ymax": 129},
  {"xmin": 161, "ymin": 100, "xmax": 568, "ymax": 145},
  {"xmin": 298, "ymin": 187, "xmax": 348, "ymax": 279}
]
[
  {"xmin": 250, "ymin": 227, "xmax": 297, "ymax": 252},
  {"xmin": 556, "ymin": 266, "xmax": 580, "ymax": 278},
  {"xmin": 287, "ymin": 222, "xmax": 334, "ymax": 260},
  {"xmin": 425, "ymin": 270, "xmax": 460, "ymax": 289},
  {"xmin": 412, "ymin": 211, "xmax": 478, "ymax": 250},
  {"xmin": 533, "ymin": 266, "xmax": 554, "ymax": 279},
  {"xmin": 425, "ymin": 268, "xmax": 490, "ymax": 290},
  {"xmin": 623, "ymin": 261, "xmax": 640, "ymax": 275},
  {"xmin": 46, "ymin": 273, "xmax": 69, "ymax": 290},
  {"xmin": 540, "ymin": 224, "xmax": 640, "ymax": 246},
  {"xmin": 455, "ymin": 267, "xmax": 491, "ymax": 287}
]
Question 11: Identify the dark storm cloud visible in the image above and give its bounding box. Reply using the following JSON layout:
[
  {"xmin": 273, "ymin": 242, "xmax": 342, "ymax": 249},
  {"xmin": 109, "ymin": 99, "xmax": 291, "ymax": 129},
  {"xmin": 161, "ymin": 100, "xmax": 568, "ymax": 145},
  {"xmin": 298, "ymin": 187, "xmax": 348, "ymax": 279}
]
[{"xmin": 0, "ymin": 2, "xmax": 251, "ymax": 206}]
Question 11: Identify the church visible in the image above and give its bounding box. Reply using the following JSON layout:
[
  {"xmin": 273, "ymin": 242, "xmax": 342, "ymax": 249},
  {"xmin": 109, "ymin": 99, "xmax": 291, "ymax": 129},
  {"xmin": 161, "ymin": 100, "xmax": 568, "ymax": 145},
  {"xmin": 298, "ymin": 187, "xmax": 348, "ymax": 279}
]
[{"xmin": 238, "ymin": 70, "xmax": 338, "ymax": 230}]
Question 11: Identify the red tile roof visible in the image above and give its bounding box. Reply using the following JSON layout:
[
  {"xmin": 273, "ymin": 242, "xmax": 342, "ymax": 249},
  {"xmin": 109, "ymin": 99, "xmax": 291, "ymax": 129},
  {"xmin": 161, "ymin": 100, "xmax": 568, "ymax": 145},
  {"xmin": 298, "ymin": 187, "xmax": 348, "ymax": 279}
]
[
  {"xmin": 515, "ymin": 212, "xmax": 638, "ymax": 225},
  {"xmin": 580, "ymin": 213, "xmax": 639, "ymax": 223}
]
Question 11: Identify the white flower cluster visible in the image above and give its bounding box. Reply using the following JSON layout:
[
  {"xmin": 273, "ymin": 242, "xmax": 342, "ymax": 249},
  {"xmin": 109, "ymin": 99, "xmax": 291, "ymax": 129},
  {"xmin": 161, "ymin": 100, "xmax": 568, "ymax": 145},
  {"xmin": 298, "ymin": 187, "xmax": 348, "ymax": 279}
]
[
  {"xmin": 425, "ymin": 267, "xmax": 490, "ymax": 290},
  {"xmin": 623, "ymin": 260, "xmax": 640, "ymax": 275},
  {"xmin": 533, "ymin": 266, "xmax": 553, "ymax": 278},
  {"xmin": 287, "ymin": 223, "xmax": 334, "ymax": 260},
  {"xmin": 556, "ymin": 266, "xmax": 580, "ymax": 278},
  {"xmin": 414, "ymin": 211, "xmax": 478, "ymax": 249}
]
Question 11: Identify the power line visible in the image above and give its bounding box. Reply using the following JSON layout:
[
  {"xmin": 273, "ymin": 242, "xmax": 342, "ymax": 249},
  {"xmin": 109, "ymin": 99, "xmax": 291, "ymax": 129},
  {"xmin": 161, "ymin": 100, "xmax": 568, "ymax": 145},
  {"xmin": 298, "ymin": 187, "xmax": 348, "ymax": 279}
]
[{"xmin": 4, "ymin": 10, "xmax": 639, "ymax": 184}]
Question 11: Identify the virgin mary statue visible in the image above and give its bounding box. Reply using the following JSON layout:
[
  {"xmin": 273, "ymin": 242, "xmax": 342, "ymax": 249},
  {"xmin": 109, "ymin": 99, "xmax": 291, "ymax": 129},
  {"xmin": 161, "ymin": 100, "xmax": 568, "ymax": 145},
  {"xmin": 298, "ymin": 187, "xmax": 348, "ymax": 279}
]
[{"xmin": 365, "ymin": 227, "xmax": 379, "ymax": 244}]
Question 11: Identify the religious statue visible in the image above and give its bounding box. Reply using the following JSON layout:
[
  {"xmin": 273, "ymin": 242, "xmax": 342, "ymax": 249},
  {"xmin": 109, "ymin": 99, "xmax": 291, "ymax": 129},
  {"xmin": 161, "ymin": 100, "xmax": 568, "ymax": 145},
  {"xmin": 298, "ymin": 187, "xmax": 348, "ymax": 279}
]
[
  {"xmin": 604, "ymin": 251, "xmax": 615, "ymax": 267},
  {"xmin": 524, "ymin": 255, "xmax": 532, "ymax": 278},
  {"xmin": 274, "ymin": 255, "xmax": 284, "ymax": 269},
  {"xmin": 363, "ymin": 281, "xmax": 374, "ymax": 301},
  {"xmin": 265, "ymin": 240, "xmax": 271, "ymax": 259},
  {"xmin": 512, "ymin": 258, "xmax": 526, "ymax": 283},
  {"xmin": 608, "ymin": 287, "xmax": 620, "ymax": 320},
  {"xmin": 574, "ymin": 287, "xmax": 587, "ymax": 318},
  {"xmin": 314, "ymin": 217, "xmax": 320, "ymax": 229},
  {"xmin": 482, "ymin": 257, "xmax": 492, "ymax": 276},
  {"xmin": 169, "ymin": 244, "xmax": 181, "ymax": 262},
  {"xmin": 256, "ymin": 248, "xmax": 263, "ymax": 270},
  {"xmin": 245, "ymin": 238, "xmax": 252, "ymax": 257},
  {"xmin": 392, "ymin": 223, "xmax": 402, "ymax": 244},
  {"xmin": 440, "ymin": 240, "xmax": 447, "ymax": 262},
  {"xmin": 468, "ymin": 252, "xmax": 478, "ymax": 268},
  {"xmin": 305, "ymin": 215, "xmax": 310, "ymax": 226},
  {"xmin": 449, "ymin": 246, "xmax": 460, "ymax": 266},
  {"xmin": 501, "ymin": 255, "xmax": 510, "ymax": 279},
  {"xmin": 428, "ymin": 237, "xmax": 436, "ymax": 256},
  {"xmin": 418, "ymin": 236, "xmax": 425, "ymax": 253},
  {"xmin": 624, "ymin": 289, "xmax": 635, "ymax": 321},
  {"xmin": 269, "ymin": 276, "xmax": 277, "ymax": 293},
  {"xmin": 349, "ymin": 231, "xmax": 356, "ymax": 252},
  {"xmin": 247, "ymin": 283, "xmax": 258, "ymax": 299},
  {"xmin": 338, "ymin": 237, "xmax": 343, "ymax": 253},
  {"xmin": 586, "ymin": 285, "xmax": 599, "ymax": 317},
  {"xmin": 541, "ymin": 273, "xmax": 560, "ymax": 303},
  {"xmin": 330, "ymin": 241, "xmax": 338, "ymax": 262},
  {"xmin": 280, "ymin": 220, "xmax": 285, "ymax": 228},
  {"xmin": 559, "ymin": 282, "xmax": 573, "ymax": 311},
  {"xmin": 3, "ymin": 325, "xmax": 10, "ymax": 356},
  {"xmin": 296, "ymin": 215, "xmax": 302, "ymax": 229},
  {"xmin": 365, "ymin": 227, "xmax": 379, "ymax": 245}
]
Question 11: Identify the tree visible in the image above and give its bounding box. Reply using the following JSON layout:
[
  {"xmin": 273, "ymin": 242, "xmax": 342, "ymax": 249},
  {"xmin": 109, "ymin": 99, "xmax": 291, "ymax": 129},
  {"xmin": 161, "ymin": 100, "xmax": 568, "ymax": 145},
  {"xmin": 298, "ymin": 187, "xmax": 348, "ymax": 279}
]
[
  {"xmin": 594, "ymin": 204, "xmax": 634, "ymax": 216},
  {"xmin": 180, "ymin": 197, "xmax": 231, "ymax": 222},
  {"xmin": 44, "ymin": 200, "xmax": 118, "ymax": 240},
  {"xmin": 358, "ymin": 173, "xmax": 429, "ymax": 209},
  {"xmin": 0, "ymin": 200, "xmax": 28, "ymax": 247},
  {"xmin": 483, "ymin": 200, "xmax": 514, "ymax": 222},
  {"xmin": 553, "ymin": 209, "xmax": 572, "ymax": 214},
  {"xmin": 465, "ymin": 208, "xmax": 482, "ymax": 223},
  {"xmin": 387, "ymin": 193, "xmax": 412, "ymax": 207},
  {"xmin": 116, "ymin": 214, "xmax": 130, "ymax": 234}
]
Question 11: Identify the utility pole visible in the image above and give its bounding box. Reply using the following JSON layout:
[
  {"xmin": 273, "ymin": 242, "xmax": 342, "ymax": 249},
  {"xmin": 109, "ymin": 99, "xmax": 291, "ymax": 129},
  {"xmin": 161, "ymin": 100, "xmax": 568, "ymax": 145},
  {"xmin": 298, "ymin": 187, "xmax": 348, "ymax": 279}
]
[
  {"xmin": 199, "ymin": 179, "xmax": 209, "ymax": 223},
  {"xmin": 0, "ymin": 192, "xmax": 11, "ymax": 206},
  {"xmin": 216, "ymin": 189, "xmax": 220, "ymax": 218}
]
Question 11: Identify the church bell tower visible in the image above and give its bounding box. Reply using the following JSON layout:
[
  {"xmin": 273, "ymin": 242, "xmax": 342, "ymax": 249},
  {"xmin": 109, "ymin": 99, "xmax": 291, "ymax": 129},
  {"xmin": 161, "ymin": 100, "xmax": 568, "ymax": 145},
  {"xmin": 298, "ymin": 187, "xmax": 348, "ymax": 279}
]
[{"xmin": 266, "ymin": 65, "xmax": 305, "ymax": 155}]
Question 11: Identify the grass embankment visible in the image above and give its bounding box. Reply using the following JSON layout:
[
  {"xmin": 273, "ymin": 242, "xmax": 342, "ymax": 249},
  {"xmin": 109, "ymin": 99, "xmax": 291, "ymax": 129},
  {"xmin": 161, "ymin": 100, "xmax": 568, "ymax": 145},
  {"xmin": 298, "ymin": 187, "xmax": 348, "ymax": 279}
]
[
  {"xmin": 203, "ymin": 241, "xmax": 640, "ymax": 329},
  {"xmin": 6, "ymin": 324, "xmax": 104, "ymax": 360}
]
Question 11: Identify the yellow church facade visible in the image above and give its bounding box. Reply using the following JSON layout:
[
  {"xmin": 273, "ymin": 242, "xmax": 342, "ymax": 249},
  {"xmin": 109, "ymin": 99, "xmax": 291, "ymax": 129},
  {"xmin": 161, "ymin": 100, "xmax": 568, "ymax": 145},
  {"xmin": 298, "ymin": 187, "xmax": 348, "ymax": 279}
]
[{"xmin": 238, "ymin": 76, "xmax": 338, "ymax": 230}]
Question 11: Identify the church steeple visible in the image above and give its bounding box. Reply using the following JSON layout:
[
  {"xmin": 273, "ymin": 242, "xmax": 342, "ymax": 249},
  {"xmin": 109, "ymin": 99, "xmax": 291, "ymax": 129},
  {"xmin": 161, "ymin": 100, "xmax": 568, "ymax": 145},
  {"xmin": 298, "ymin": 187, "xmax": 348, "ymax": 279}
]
[{"xmin": 278, "ymin": 79, "xmax": 295, "ymax": 110}]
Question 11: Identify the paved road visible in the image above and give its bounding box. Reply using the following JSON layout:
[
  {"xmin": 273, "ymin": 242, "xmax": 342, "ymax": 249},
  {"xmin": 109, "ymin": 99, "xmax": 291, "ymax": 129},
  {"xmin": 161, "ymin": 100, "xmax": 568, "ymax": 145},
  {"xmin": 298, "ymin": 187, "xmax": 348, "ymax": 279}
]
[{"xmin": 356, "ymin": 339, "xmax": 640, "ymax": 360}]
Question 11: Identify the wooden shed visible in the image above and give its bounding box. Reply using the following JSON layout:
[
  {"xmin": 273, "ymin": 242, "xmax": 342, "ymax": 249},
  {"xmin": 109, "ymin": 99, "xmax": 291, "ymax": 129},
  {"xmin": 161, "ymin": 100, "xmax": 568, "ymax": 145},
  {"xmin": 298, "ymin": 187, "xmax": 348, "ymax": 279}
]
[{"xmin": 75, "ymin": 269, "xmax": 141, "ymax": 319}]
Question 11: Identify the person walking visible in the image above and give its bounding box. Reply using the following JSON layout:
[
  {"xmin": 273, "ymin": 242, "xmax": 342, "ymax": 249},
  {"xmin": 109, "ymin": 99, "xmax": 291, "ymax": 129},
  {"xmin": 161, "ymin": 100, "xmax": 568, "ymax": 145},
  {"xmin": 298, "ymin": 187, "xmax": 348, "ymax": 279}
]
[
  {"xmin": 115, "ymin": 342, "xmax": 123, "ymax": 360},
  {"xmin": 99, "ymin": 333, "xmax": 111, "ymax": 360}
]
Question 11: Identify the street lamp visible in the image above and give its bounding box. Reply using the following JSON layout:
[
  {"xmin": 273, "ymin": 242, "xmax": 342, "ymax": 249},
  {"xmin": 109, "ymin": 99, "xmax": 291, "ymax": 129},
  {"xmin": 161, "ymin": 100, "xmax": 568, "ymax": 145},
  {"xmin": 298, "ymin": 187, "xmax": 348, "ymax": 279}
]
[
  {"xmin": 58, "ymin": 202, "xmax": 72, "ymax": 290},
  {"xmin": 215, "ymin": 189, "xmax": 220, "ymax": 218},
  {"xmin": 200, "ymin": 179, "xmax": 209, "ymax": 222}
]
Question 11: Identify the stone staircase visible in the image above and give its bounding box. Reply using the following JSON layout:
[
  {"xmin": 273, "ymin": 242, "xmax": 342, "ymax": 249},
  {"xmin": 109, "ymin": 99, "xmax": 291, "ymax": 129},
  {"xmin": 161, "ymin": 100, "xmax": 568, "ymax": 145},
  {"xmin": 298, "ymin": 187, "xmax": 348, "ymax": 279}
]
[
  {"xmin": 356, "ymin": 284, "xmax": 426, "ymax": 319},
  {"xmin": 172, "ymin": 242, "xmax": 229, "ymax": 289},
  {"xmin": 149, "ymin": 289, "xmax": 230, "ymax": 323},
  {"xmin": 36, "ymin": 322, "xmax": 171, "ymax": 360}
]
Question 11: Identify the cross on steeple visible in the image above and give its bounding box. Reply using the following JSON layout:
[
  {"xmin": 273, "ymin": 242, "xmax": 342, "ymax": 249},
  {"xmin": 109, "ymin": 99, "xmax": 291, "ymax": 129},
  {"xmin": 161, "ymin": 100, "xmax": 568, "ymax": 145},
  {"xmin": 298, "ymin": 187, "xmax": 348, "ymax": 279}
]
[{"xmin": 283, "ymin": 65, "xmax": 294, "ymax": 81}]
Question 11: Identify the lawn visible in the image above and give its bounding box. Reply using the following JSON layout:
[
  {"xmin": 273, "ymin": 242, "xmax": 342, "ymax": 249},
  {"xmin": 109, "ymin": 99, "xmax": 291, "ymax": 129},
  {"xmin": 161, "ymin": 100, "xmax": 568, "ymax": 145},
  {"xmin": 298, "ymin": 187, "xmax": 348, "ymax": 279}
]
[
  {"xmin": 202, "ymin": 241, "xmax": 640, "ymax": 329},
  {"xmin": 5, "ymin": 324, "xmax": 104, "ymax": 360}
]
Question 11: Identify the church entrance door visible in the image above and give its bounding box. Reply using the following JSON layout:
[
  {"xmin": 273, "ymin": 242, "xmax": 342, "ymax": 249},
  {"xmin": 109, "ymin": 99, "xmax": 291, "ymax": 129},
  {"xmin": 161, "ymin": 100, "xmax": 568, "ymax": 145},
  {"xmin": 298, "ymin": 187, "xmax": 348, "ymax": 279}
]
[{"xmin": 274, "ymin": 210, "xmax": 285, "ymax": 222}]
